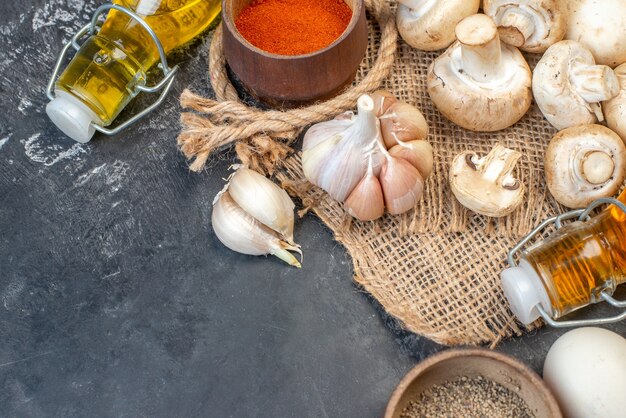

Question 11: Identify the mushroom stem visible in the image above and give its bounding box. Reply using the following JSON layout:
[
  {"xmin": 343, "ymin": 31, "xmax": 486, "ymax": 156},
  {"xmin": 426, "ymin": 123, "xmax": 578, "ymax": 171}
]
[
  {"xmin": 581, "ymin": 151, "xmax": 614, "ymax": 184},
  {"xmin": 498, "ymin": 10, "xmax": 535, "ymax": 47},
  {"xmin": 570, "ymin": 63, "xmax": 620, "ymax": 103},
  {"xmin": 397, "ymin": 0, "xmax": 436, "ymax": 12},
  {"xmin": 456, "ymin": 14, "xmax": 503, "ymax": 82},
  {"xmin": 479, "ymin": 144, "xmax": 522, "ymax": 187}
]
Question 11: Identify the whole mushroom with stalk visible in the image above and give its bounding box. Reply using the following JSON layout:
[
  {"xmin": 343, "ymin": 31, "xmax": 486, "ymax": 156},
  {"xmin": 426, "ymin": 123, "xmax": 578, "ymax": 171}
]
[
  {"xmin": 212, "ymin": 166, "xmax": 302, "ymax": 267},
  {"xmin": 483, "ymin": 0, "xmax": 567, "ymax": 53},
  {"xmin": 565, "ymin": 0, "xmax": 626, "ymax": 68},
  {"xmin": 427, "ymin": 14, "xmax": 532, "ymax": 132},
  {"xmin": 532, "ymin": 41, "xmax": 619, "ymax": 130},
  {"xmin": 396, "ymin": 0, "xmax": 480, "ymax": 51},
  {"xmin": 450, "ymin": 144, "xmax": 525, "ymax": 217},
  {"xmin": 604, "ymin": 64, "xmax": 626, "ymax": 142},
  {"xmin": 545, "ymin": 125, "xmax": 626, "ymax": 209},
  {"xmin": 302, "ymin": 92, "xmax": 433, "ymax": 221}
]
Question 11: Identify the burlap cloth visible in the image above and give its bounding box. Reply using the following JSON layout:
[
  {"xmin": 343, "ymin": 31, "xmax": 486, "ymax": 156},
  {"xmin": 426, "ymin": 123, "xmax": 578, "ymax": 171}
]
[{"xmin": 178, "ymin": 0, "xmax": 564, "ymax": 346}]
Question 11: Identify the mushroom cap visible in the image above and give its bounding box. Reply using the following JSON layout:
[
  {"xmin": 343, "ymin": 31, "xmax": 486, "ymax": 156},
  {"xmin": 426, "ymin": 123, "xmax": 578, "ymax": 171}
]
[
  {"xmin": 449, "ymin": 146, "xmax": 525, "ymax": 217},
  {"xmin": 604, "ymin": 64, "xmax": 626, "ymax": 142},
  {"xmin": 483, "ymin": 0, "xmax": 567, "ymax": 53},
  {"xmin": 426, "ymin": 40, "xmax": 532, "ymax": 132},
  {"xmin": 566, "ymin": 0, "xmax": 626, "ymax": 68},
  {"xmin": 545, "ymin": 124, "xmax": 626, "ymax": 209},
  {"xmin": 397, "ymin": 0, "xmax": 480, "ymax": 51},
  {"xmin": 532, "ymin": 41, "xmax": 606, "ymax": 130}
]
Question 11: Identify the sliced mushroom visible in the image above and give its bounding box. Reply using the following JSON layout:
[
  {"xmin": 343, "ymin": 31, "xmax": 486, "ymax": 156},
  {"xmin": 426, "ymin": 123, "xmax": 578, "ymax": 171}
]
[
  {"xmin": 532, "ymin": 41, "xmax": 619, "ymax": 130},
  {"xmin": 483, "ymin": 0, "xmax": 567, "ymax": 53},
  {"xmin": 545, "ymin": 124, "xmax": 626, "ymax": 208},
  {"xmin": 604, "ymin": 64, "xmax": 626, "ymax": 142},
  {"xmin": 565, "ymin": 0, "xmax": 626, "ymax": 68},
  {"xmin": 427, "ymin": 14, "xmax": 532, "ymax": 132},
  {"xmin": 450, "ymin": 144, "xmax": 525, "ymax": 217},
  {"xmin": 396, "ymin": 0, "xmax": 480, "ymax": 51}
]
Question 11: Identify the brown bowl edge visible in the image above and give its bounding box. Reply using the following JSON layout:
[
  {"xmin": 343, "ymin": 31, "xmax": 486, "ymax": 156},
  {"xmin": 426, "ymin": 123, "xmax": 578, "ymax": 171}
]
[{"xmin": 384, "ymin": 349, "xmax": 562, "ymax": 418}]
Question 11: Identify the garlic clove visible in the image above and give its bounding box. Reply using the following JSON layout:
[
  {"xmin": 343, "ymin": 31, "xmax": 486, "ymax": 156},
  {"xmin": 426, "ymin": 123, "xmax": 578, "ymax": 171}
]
[
  {"xmin": 212, "ymin": 192, "xmax": 302, "ymax": 267},
  {"xmin": 388, "ymin": 140, "xmax": 434, "ymax": 179},
  {"xmin": 379, "ymin": 101, "xmax": 429, "ymax": 148},
  {"xmin": 228, "ymin": 167, "xmax": 296, "ymax": 244},
  {"xmin": 370, "ymin": 90, "xmax": 398, "ymax": 116},
  {"xmin": 344, "ymin": 171, "xmax": 385, "ymax": 221},
  {"xmin": 379, "ymin": 157, "xmax": 424, "ymax": 215}
]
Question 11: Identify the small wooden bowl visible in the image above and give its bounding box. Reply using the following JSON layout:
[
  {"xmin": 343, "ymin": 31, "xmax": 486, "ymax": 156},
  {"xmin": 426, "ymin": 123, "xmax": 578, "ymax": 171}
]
[
  {"xmin": 221, "ymin": 0, "xmax": 368, "ymax": 108},
  {"xmin": 385, "ymin": 349, "xmax": 562, "ymax": 418}
]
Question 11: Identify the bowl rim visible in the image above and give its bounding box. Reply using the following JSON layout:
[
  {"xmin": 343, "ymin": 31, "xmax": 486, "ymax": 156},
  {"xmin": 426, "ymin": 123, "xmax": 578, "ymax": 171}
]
[
  {"xmin": 221, "ymin": 0, "xmax": 365, "ymax": 60},
  {"xmin": 383, "ymin": 348, "xmax": 562, "ymax": 418}
]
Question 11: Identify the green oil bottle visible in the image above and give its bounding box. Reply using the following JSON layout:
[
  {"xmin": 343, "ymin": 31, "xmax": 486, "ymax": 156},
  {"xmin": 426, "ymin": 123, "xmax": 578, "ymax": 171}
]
[{"xmin": 47, "ymin": 0, "xmax": 221, "ymax": 142}]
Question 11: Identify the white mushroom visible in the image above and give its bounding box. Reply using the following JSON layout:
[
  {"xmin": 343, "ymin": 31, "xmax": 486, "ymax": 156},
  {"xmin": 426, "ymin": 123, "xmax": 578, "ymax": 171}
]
[
  {"xmin": 396, "ymin": 0, "xmax": 480, "ymax": 51},
  {"xmin": 565, "ymin": 0, "xmax": 626, "ymax": 68},
  {"xmin": 483, "ymin": 0, "xmax": 567, "ymax": 53},
  {"xmin": 545, "ymin": 124, "xmax": 626, "ymax": 209},
  {"xmin": 450, "ymin": 144, "xmax": 525, "ymax": 217},
  {"xmin": 427, "ymin": 14, "xmax": 532, "ymax": 132},
  {"xmin": 604, "ymin": 64, "xmax": 626, "ymax": 142},
  {"xmin": 532, "ymin": 41, "xmax": 619, "ymax": 130}
]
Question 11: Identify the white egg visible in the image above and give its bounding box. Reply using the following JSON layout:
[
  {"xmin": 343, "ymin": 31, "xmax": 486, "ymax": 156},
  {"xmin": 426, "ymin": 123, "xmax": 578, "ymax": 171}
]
[{"xmin": 543, "ymin": 327, "xmax": 626, "ymax": 418}]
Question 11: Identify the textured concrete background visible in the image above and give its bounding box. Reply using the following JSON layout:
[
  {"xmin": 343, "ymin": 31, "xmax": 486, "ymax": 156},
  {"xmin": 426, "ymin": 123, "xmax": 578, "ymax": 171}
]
[{"xmin": 1, "ymin": 1, "xmax": 625, "ymax": 416}]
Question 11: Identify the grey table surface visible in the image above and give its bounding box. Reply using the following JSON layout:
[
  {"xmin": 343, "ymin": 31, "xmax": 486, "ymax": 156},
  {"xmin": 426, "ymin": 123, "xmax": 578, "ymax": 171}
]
[{"xmin": 1, "ymin": 1, "xmax": 625, "ymax": 417}]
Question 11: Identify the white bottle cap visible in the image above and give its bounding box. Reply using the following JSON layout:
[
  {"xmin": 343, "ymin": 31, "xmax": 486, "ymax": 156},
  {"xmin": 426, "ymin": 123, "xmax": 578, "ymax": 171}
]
[
  {"xmin": 501, "ymin": 259, "xmax": 553, "ymax": 325},
  {"xmin": 46, "ymin": 91, "xmax": 102, "ymax": 143}
]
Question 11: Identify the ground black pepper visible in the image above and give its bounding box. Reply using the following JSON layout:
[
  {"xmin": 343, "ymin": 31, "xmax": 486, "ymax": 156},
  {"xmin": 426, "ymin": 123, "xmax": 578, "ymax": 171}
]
[{"xmin": 399, "ymin": 375, "xmax": 534, "ymax": 418}]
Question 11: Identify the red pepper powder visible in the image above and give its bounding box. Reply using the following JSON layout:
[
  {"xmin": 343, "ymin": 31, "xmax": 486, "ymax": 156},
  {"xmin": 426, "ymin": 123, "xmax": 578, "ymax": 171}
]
[{"xmin": 235, "ymin": 0, "xmax": 353, "ymax": 56}]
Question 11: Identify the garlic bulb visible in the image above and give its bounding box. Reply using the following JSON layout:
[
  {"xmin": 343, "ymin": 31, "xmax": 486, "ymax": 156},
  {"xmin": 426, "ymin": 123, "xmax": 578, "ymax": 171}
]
[
  {"xmin": 303, "ymin": 95, "xmax": 383, "ymax": 202},
  {"xmin": 211, "ymin": 167, "xmax": 301, "ymax": 267},
  {"xmin": 302, "ymin": 92, "xmax": 433, "ymax": 221}
]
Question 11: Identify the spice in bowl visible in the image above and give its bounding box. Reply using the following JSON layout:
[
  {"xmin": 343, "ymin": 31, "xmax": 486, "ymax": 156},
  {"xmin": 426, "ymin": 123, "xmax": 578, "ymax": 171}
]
[
  {"xmin": 235, "ymin": 0, "xmax": 353, "ymax": 55},
  {"xmin": 400, "ymin": 376, "xmax": 534, "ymax": 418}
]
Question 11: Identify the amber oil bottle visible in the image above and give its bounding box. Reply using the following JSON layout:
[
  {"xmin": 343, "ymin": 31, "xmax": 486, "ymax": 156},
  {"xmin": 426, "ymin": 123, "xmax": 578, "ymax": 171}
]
[{"xmin": 501, "ymin": 190, "xmax": 626, "ymax": 324}]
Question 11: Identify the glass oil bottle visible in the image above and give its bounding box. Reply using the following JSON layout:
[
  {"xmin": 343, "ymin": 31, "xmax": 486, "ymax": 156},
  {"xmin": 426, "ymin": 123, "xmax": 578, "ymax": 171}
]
[
  {"xmin": 46, "ymin": 0, "xmax": 221, "ymax": 143},
  {"xmin": 501, "ymin": 190, "xmax": 626, "ymax": 325}
]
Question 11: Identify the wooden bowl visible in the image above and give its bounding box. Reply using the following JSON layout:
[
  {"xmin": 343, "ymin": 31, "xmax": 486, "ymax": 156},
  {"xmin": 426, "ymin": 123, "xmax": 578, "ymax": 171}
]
[
  {"xmin": 221, "ymin": 0, "xmax": 368, "ymax": 108},
  {"xmin": 384, "ymin": 349, "xmax": 562, "ymax": 418}
]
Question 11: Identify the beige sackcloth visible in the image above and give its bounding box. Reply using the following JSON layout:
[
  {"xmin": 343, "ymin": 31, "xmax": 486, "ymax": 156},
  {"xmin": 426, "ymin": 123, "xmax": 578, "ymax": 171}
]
[{"xmin": 177, "ymin": 0, "xmax": 564, "ymax": 346}]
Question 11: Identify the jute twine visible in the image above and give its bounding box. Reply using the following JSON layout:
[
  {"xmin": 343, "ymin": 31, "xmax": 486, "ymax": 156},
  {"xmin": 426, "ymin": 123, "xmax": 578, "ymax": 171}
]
[{"xmin": 178, "ymin": 0, "xmax": 566, "ymax": 345}]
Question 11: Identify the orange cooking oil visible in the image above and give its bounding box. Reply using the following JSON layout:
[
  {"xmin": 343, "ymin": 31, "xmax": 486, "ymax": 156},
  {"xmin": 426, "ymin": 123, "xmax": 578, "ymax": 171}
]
[
  {"xmin": 522, "ymin": 190, "xmax": 626, "ymax": 318},
  {"xmin": 53, "ymin": 0, "xmax": 220, "ymax": 126}
]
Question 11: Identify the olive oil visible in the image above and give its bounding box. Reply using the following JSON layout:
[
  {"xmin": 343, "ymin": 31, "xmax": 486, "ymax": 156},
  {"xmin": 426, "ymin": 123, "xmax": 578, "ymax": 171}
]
[
  {"xmin": 47, "ymin": 0, "xmax": 220, "ymax": 142},
  {"xmin": 502, "ymin": 189, "xmax": 626, "ymax": 324}
]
